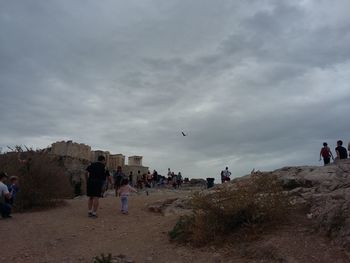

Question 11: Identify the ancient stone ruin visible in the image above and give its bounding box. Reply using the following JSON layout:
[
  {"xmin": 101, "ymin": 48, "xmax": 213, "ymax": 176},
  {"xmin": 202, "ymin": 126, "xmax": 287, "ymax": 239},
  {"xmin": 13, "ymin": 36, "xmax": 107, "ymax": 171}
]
[{"xmin": 49, "ymin": 140, "xmax": 149, "ymax": 194}]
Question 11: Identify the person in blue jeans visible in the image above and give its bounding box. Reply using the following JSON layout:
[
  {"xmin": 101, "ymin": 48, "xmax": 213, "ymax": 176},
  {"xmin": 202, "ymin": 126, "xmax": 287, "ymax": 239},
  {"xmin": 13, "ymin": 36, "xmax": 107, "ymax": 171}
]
[{"xmin": 117, "ymin": 178, "xmax": 137, "ymax": 214}]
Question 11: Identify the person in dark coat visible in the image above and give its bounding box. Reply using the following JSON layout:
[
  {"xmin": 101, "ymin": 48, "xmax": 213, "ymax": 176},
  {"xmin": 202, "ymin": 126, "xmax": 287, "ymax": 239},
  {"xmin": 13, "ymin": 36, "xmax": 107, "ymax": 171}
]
[
  {"xmin": 86, "ymin": 156, "xmax": 110, "ymax": 218},
  {"xmin": 335, "ymin": 140, "xmax": 348, "ymax": 160}
]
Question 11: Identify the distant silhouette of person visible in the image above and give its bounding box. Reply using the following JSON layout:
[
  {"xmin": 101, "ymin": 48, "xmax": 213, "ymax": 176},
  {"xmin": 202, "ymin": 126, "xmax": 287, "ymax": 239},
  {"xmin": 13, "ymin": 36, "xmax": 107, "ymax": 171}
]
[
  {"xmin": 146, "ymin": 171, "xmax": 153, "ymax": 188},
  {"xmin": 136, "ymin": 170, "xmax": 143, "ymax": 189},
  {"xmin": 167, "ymin": 168, "xmax": 172, "ymax": 184},
  {"xmin": 6, "ymin": 176, "xmax": 19, "ymax": 206},
  {"xmin": 176, "ymin": 172, "xmax": 182, "ymax": 188},
  {"xmin": 222, "ymin": 167, "xmax": 231, "ymax": 182},
  {"xmin": 348, "ymin": 142, "xmax": 350, "ymax": 158},
  {"xmin": 113, "ymin": 166, "xmax": 125, "ymax": 197},
  {"xmin": 128, "ymin": 171, "xmax": 133, "ymax": 186},
  {"xmin": 152, "ymin": 170, "xmax": 159, "ymax": 186},
  {"xmin": 220, "ymin": 170, "xmax": 225, "ymax": 183},
  {"xmin": 335, "ymin": 140, "xmax": 348, "ymax": 160},
  {"xmin": 319, "ymin": 142, "xmax": 334, "ymax": 165}
]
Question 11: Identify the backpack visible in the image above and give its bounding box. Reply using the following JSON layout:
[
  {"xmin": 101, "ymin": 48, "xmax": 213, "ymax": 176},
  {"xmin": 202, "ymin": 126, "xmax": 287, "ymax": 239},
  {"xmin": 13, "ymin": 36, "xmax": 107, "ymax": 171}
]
[{"xmin": 321, "ymin": 147, "xmax": 330, "ymax": 158}]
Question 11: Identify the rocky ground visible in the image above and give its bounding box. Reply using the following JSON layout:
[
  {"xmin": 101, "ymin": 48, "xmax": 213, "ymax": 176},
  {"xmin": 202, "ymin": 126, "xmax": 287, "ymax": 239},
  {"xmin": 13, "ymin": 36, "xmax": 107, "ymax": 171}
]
[{"xmin": 1, "ymin": 160, "xmax": 350, "ymax": 263}]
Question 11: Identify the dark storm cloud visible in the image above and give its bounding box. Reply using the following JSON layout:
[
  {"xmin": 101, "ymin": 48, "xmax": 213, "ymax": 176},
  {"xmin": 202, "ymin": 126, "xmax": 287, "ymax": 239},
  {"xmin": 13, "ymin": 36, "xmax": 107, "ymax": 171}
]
[{"xmin": 1, "ymin": 0, "xmax": 350, "ymax": 179}]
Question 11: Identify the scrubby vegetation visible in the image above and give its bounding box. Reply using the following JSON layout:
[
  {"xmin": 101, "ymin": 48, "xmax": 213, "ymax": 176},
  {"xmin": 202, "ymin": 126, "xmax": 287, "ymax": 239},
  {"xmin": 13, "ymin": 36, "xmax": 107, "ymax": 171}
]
[
  {"xmin": 93, "ymin": 253, "xmax": 130, "ymax": 263},
  {"xmin": 0, "ymin": 147, "xmax": 72, "ymax": 211},
  {"xmin": 169, "ymin": 173, "xmax": 291, "ymax": 246},
  {"xmin": 93, "ymin": 253, "xmax": 113, "ymax": 263}
]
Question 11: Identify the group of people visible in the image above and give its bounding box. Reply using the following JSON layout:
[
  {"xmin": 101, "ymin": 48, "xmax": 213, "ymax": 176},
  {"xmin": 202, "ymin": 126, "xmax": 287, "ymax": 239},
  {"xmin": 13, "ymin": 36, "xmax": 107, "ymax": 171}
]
[
  {"xmin": 220, "ymin": 140, "xmax": 350, "ymax": 185},
  {"xmin": 85, "ymin": 156, "xmax": 184, "ymax": 218},
  {"xmin": 167, "ymin": 168, "xmax": 183, "ymax": 189},
  {"xmin": 113, "ymin": 168, "xmax": 183, "ymax": 192},
  {"xmin": 0, "ymin": 172, "xmax": 19, "ymax": 219},
  {"xmin": 319, "ymin": 140, "xmax": 349, "ymax": 165}
]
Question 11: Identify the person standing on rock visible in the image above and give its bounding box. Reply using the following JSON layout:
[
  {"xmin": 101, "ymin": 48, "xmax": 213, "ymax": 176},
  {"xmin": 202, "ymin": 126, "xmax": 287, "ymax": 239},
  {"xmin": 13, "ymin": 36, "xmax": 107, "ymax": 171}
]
[
  {"xmin": 335, "ymin": 140, "xmax": 348, "ymax": 160},
  {"xmin": 223, "ymin": 166, "xmax": 231, "ymax": 182},
  {"xmin": 319, "ymin": 142, "xmax": 334, "ymax": 165},
  {"xmin": 220, "ymin": 170, "xmax": 225, "ymax": 183},
  {"xmin": 86, "ymin": 155, "xmax": 110, "ymax": 218}
]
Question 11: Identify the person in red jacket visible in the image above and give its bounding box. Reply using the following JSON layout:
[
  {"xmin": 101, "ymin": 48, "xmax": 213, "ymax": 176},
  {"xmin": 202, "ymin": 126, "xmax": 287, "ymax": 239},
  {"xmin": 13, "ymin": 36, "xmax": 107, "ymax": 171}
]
[{"xmin": 319, "ymin": 142, "xmax": 334, "ymax": 165}]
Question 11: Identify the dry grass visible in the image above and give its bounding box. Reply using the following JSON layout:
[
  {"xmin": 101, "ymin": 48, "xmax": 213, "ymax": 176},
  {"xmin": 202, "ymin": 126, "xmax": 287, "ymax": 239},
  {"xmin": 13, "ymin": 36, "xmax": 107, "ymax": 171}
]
[{"xmin": 169, "ymin": 173, "xmax": 291, "ymax": 246}]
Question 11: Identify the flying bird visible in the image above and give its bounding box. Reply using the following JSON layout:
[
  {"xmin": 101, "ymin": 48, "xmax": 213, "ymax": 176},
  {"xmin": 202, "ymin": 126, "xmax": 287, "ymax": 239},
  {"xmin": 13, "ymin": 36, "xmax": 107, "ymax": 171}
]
[{"xmin": 181, "ymin": 132, "xmax": 187, "ymax": 136}]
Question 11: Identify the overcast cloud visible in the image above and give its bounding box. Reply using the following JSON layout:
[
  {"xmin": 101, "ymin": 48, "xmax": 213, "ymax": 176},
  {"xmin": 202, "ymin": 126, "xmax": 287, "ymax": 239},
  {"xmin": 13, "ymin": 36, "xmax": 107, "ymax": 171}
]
[{"xmin": 1, "ymin": 0, "xmax": 350, "ymax": 181}]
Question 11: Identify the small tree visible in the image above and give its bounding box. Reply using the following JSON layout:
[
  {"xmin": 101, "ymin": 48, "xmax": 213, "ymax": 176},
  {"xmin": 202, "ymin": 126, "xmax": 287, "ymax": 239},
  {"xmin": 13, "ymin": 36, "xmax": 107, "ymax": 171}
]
[{"xmin": 0, "ymin": 147, "xmax": 72, "ymax": 211}]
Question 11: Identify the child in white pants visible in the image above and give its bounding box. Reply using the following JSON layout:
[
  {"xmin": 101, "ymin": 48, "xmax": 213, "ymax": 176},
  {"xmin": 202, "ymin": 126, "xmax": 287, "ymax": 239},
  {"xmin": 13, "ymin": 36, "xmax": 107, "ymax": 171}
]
[{"xmin": 117, "ymin": 178, "xmax": 137, "ymax": 214}]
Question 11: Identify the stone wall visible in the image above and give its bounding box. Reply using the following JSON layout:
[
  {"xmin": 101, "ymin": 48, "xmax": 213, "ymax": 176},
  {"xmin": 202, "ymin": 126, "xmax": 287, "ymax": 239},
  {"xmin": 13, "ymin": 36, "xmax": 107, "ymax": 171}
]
[
  {"xmin": 109, "ymin": 154, "xmax": 125, "ymax": 171},
  {"xmin": 128, "ymin": 156, "xmax": 143, "ymax": 166},
  {"xmin": 50, "ymin": 141, "xmax": 149, "ymax": 181},
  {"xmin": 51, "ymin": 141, "xmax": 91, "ymax": 160}
]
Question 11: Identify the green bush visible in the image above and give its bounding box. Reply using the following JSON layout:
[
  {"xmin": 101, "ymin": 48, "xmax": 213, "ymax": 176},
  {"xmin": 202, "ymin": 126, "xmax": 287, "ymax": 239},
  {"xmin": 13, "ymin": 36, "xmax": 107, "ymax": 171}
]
[
  {"xmin": 0, "ymin": 148, "xmax": 72, "ymax": 211},
  {"xmin": 93, "ymin": 253, "xmax": 112, "ymax": 263},
  {"xmin": 168, "ymin": 215, "xmax": 194, "ymax": 243},
  {"xmin": 169, "ymin": 173, "xmax": 290, "ymax": 246}
]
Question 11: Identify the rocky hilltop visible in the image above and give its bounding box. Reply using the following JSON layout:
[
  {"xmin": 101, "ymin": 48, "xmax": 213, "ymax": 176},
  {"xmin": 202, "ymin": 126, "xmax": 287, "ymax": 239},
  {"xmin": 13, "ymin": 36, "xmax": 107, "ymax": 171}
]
[
  {"xmin": 151, "ymin": 159, "xmax": 350, "ymax": 257},
  {"xmin": 265, "ymin": 159, "xmax": 350, "ymax": 250},
  {"xmin": 2, "ymin": 160, "xmax": 350, "ymax": 262}
]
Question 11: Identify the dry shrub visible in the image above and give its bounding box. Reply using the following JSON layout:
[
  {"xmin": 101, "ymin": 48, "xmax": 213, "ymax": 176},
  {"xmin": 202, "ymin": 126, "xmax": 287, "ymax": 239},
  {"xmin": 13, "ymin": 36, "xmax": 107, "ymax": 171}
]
[
  {"xmin": 0, "ymin": 148, "xmax": 72, "ymax": 211},
  {"xmin": 169, "ymin": 173, "xmax": 290, "ymax": 246},
  {"xmin": 93, "ymin": 253, "xmax": 113, "ymax": 263}
]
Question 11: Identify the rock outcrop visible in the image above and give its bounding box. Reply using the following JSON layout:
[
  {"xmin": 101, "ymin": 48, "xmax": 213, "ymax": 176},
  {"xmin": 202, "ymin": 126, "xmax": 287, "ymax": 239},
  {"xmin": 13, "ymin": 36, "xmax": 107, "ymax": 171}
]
[
  {"xmin": 148, "ymin": 197, "xmax": 192, "ymax": 216},
  {"xmin": 147, "ymin": 160, "xmax": 350, "ymax": 250},
  {"xmin": 235, "ymin": 159, "xmax": 350, "ymax": 250}
]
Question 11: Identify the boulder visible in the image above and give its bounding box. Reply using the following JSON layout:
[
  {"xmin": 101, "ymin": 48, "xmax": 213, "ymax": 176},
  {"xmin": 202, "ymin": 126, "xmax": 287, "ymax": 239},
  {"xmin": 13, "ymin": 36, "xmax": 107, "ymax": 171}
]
[
  {"xmin": 148, "ymin": 197, "xmax": 192, "ymax": 216},
  {"xmin": 251, "ymin": 159, "xmax": 350, "ymax": 249}
]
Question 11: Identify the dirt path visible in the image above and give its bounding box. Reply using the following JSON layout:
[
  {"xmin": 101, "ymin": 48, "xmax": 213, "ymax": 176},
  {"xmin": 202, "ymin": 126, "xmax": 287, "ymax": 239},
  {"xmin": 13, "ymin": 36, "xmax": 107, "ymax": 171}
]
[
  {"xmin": 1, "ymin": 189, "xmax": 349, "ymax": 263},
  {"xmin": 0, "ymin": 190, "xmax": 227, "ymax": 263}
]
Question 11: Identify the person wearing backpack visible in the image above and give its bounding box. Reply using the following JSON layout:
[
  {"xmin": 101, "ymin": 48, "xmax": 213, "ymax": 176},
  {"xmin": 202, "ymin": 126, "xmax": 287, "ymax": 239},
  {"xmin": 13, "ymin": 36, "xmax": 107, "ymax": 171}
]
[{"xmin": 319, "ymin": 142, "xmax": 334, "ymax": 165}]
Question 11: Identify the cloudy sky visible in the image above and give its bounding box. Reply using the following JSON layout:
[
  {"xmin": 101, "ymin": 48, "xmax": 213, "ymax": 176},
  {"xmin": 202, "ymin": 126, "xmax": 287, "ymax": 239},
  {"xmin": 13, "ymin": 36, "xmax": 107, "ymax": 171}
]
[{"xmin": 1, "ymin": 0, "xmax": 350, "ymax": 181}]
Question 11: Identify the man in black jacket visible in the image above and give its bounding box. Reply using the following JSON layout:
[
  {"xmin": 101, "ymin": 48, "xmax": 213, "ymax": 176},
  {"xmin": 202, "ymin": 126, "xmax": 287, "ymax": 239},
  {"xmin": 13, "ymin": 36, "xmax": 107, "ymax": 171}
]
[
  {"xmin": 335, "ymin": 140, "xmax": 348, "ymax": 160},
  {"xmin": 86, "ymin": 155, "xmax": 110, "ymax": 218}
]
